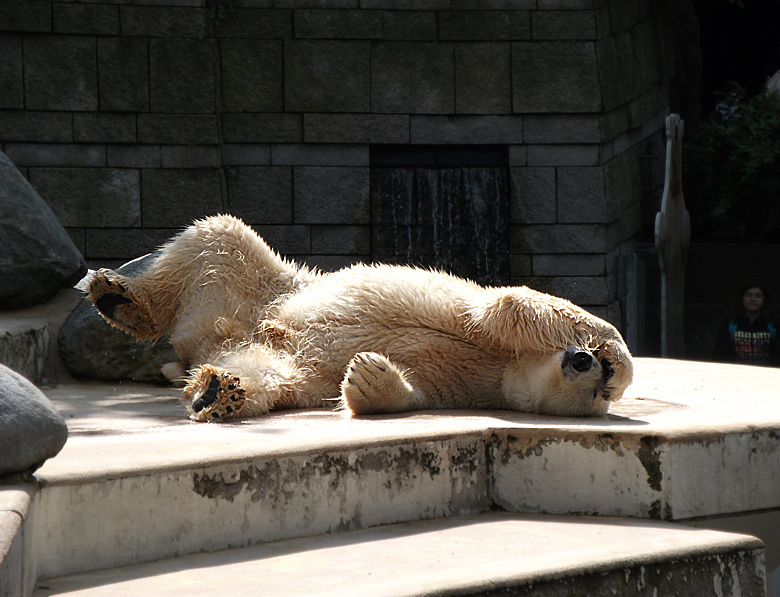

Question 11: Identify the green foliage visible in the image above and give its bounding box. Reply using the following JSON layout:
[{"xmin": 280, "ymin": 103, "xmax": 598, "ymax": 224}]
[{"xmin": 685, "ymin": 91, "xmax": 780, "ymax": 242}]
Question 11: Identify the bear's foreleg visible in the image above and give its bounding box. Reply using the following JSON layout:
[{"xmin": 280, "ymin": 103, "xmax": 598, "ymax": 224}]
[
  {"xmin": 182, "ymin": 344, "xmax": 309, "ymax": 422},
  {"xmin": 340, "ymin": 352, "xmax": 424, "ymax": 415},
  {"xmin": 464, "ymin": 287, "xmax": 633, "ymax": 401}
]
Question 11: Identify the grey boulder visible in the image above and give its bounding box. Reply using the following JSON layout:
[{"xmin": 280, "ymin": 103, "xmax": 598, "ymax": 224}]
[
  {"xmin": 0, "ymin": 151, "xmax": 86, "ymax": 309},
  {"xmin": 0, "ymin": 364, "xmax": 68, "ymax": 477},
  {"xmin": 58, "ymin": 253, "xmax": 179, "ymax": 384}
]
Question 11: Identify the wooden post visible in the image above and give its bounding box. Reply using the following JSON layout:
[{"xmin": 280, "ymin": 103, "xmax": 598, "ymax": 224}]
[{"xmin": 654, "ymin": 114, "xmax": 690, "ymax": 358}]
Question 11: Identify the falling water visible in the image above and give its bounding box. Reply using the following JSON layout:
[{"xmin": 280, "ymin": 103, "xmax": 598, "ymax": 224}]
[{"xmin": 371, "ymin": 162, "xmax": 509, "ymax": 286}]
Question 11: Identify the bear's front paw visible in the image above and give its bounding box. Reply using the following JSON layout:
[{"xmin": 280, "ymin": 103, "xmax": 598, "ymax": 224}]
[
  {"xmin": 595, "ymin": 340, "xmax": 633, "ymax": 401},
  {"xmin": 182, "ymin": 365, "xmax": 247, "ymax": 422},
  {"xmin": 340, "ymin": 352, "xmax": 418, "ymax": 415},
  {"xmin": 87, "ymin": 269, "xmax": 159, "ymax": 340}
]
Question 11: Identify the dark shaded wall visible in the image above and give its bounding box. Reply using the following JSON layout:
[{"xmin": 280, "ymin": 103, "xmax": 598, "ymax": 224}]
[{"xmin": 0, "ymin": 0, "xmax": 691, "ymax": 328}]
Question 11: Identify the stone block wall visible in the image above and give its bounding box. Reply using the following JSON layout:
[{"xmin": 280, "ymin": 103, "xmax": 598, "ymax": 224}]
[{"xmin": 0, "ymin": 0, "xmax": 683, "ymax": 326}]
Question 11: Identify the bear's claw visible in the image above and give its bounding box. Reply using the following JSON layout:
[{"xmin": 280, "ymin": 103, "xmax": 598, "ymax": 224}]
[{"xmin": 183, "ymin": 365, "xmax": 246, "ymax": 422}]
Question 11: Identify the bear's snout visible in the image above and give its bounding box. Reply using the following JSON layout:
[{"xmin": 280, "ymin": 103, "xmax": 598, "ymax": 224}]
[{"xmin": 562, "ymin": 346, "xmax": 593, "ymax": 372}]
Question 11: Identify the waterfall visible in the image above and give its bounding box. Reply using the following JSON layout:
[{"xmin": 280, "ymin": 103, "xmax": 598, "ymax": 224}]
[{"xmin": 371, "ymin": 159, "xmax": 509, "ymax": 286}]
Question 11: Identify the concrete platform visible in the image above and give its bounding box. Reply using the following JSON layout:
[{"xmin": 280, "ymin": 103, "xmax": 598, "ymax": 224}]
[
  {"xmin": 32, "ymin": 513, "xmax": 764, "ymax": 597},
  {"xmin": 1, "ymin": 357, "xmax": 778, "ymax": 595}
]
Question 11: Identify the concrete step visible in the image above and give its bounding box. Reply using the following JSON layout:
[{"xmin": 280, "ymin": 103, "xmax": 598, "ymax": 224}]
[
  {"xmin": 4, "ymin": 358, "xmax": 780, "ymax": 595},
  {"xmin": 32, "ymin": 512, "xmax": 765, "ymax": 597},
  {"xmin": 0, "ymin": 317, "xmax": 49, "ymax": 384}
]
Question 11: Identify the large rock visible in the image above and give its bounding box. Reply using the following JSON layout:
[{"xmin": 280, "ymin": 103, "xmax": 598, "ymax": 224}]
[
  {"xmin": 58, "ymin": 253, "xmax": 179, "ymax": 384},
  {"xmin": 0, "ymin": 151, "xmax": 86, "ymax": 309},
  {"xmin": 0, "ymin": 364, "xmax": 67, "ymax": 477}
]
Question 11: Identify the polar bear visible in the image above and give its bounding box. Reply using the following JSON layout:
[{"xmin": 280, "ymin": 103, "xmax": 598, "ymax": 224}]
[{"xmin": 86, "ymin": 215, "xmax": 633, "ymax": 422}]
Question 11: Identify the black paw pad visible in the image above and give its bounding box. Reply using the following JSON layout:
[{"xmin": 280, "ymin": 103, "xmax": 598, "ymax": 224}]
[
  {"xmin": 94, "ymin": 293, "xmax": 132, "ymax": 319},
  {"xmin": 192, "ymin": 376, "xmax": 221, "ymax": 413}
]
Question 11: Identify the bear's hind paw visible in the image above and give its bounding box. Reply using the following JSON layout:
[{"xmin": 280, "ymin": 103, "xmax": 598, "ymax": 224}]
[
  {"xmin": 182, "ymin": 365, "xmax": 247, "ymax": 422},
  {"xmin": 340, "ymin": 352, "xmax": 419, "ymax": 415},
  {"xmin": 87, "ymin": 269, "xmax": 160, "ymax": 340}
]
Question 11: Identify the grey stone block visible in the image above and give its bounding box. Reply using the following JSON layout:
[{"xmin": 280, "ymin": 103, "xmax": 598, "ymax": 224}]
[
  {"xmin": 98, "ymin": 37, "xmax": 149, "ymax": 112},
  {"xmin": 220, "ymin": 39, "xmax": 282, "ymax": 113},
  {"xmin": 161, "ymin": 145, "xmax": 219, "ymax": 168},
  {"xmin": 225, "ymin": 166, "xmax": 293, "ymax": 224},
  {"xmin": 0, "ymin": 0, "xmax": 51, "ymax": 33},
  {"xmin": 3, "ymin": 144, "xmax": 106, "ymax": 168},
  {"xmin": 607, "ymin": 0, "xmax": 648, "ymax": 33},
  {"xmin": 58, "ymin": 254, "xmax": 179, "ymax": 384},
  {"xmin": 523, "ymin": 114, "xmax": 601, "ymax": 144},
  {"xmin": 138, "ymin": 115, "xmax": 220, "ymax": 145},
  {"xmin": 454, "ymin": 0, "xmax": 535, "ymax": 7},
  {"xmin": 253, "ymin": 225, "xmax": 310, "ymax": 255},
  {"xmin": 512, "ymin": 41, "xmax": 601, "ymax": 113},
  {"xmin": 0, "ymin": 111, "xmax": 72, "ymax": 143},
  {"xmin": 23, "ymin": 35, "xmax": 97, "ymax": 111},
  {"xmin": 222, "ymin": 113, "xmax": 302, "ymax": 143},
  {"xmin": 511, "ymin": 224, "xmax": 606, "ymax": 254},
  {"xmin": 411, "ymin": 115, "xmax": 522, "ymax": 144},
  {"xmin": 74, "ymin": 113, "xmax": 136, "ymax": 144},
  {"xmin": 0, "ymin": 319, "xmax": 47, "ymax": 384},
  {"xmin": 222, "ymin": 144, "xmax": 271, "ymax": 166},
  {"xmin": 299, "ymin": 254, "xmax": 366, "ymax": 273},
  {"xmin": 532, "ymin": 253, "xmax": 605, "ymax": 276},
  {"xmin": 507, "ymin": 145, "xmax": 527, "ymax": 166},
  {"xmin": 371, "ymin": 42, "xmax": 454, "ymax": 114},
  {"xmin": 595, "ymin": 36, "xmax": 626, "ymax": 111},
  {"xmin": 521, "ymin": 275, "xmax": 609, "ymax": 305},
  {"xmin": 311, "ymin": 225, "xmax": 370, "ymax": 254},
  {"xmin": 439, "ymin": 10, "xmax": 530, "ymax": 40},
  {"xmin": 85, "ymin": 229, "xmax": 173, "ymax": 260},
  {"xmin": 0, "ymin": 152, "xmax": 86, "ymax": 309},
  {"xmin": 29, "ymin": 168, "xmax": 140, "ymax": 228},
  {"xmin": 213, "ymin": 9, "xmax": 292, "ymax": 39},
  {"xmin": 120, "ymin": 6, "xmax": 206, "ymax": 38},
  {"xmin": 509, "ymin": 253, "xmax": 533, "ymax": 278},
  {"xmin": 150, "ymin": 39, "xmax": 216, "ymax": 114},
  {"xmin": 271, "ymin": 144, "xmax": 368, "ymax": 166},
  {"xmin": 141, "ymin": 169, "xmax": 224, "ymax": 227},
  {"xmin": 285, "ymin": 40, "xmax": 369, "ymax": 113},
  {"xmin": 53, "ymin": 3, "xmax": 120, "ymax": 35},
  {"xmin": 526, "ymin": 144, "xmax": 600, "ymax": 167},
  {"xmin": 604, "ymin": 151, "xmax": 638, "ymax": 216},
  {"xmin": 0, "ymin": 35, "xmax": 23, "ymax": 109},
  {"xmin": 382, "ymin": 11, "xmax": 437, "ymax": 40},
  {"xmin": 304, "ymin": 114, "xmax": 409, "ymax": 144},
  {"xmin": 509, "ymin": 167, "xmax": 556, "ymax": 224},
  {"xmin": 531, "ymin": 10, "xmax": 597, "ymax": 40},
  {"xmin": 0, "ymin": 364, "xmax": 68, "ymax": 477},
  {"xmin": 107, "ymin": 145, "xmax": 161, "ymax": 169},
  {"xmin": 557, "ymin": 167, "xmax": 608, "ymax": 224},
  {"xmin": 455, "ymin": 43, "xmax": 511, "ymax": 114},
  {"xmin": 538, "ymin": 0, "xmax": 604, "ymax": 9},
  {"xmin": 295, "ymin": 9, "xmax": 382, "ymax": 39},
  {"xmin": 361, "ymin": 0, "xmax": 448, "ymax": 8},
  {"xmin": 294, "ymin": 167, "xmax": 370, "ymax": 225}
]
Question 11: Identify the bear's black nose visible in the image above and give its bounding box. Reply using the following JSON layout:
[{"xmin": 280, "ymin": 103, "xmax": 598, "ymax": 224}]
[{"xmin": 563, "ymin": 346, "xmax": 593, "ymax": 372}]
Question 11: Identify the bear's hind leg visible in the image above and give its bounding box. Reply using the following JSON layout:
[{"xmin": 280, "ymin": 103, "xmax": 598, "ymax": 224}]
[
  {"xmin": 340, "ymin": 352, "xmax": 423, "ymax": 415},
  {"xmin": 182, "ymin": 365, "xmax": 247, "ymax": 422},
  {"xmin": 182, "ymin": 344, "xmax": 308, "ymax": 422},
  {"xmin": 87, "ymin": 269, "xmax": 161, "ymax": 341}
]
